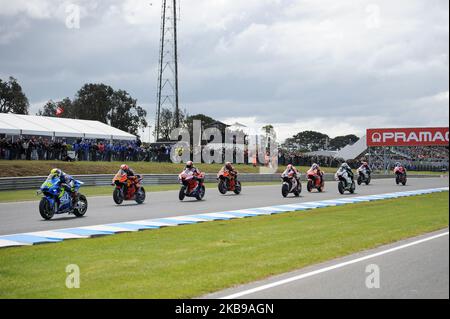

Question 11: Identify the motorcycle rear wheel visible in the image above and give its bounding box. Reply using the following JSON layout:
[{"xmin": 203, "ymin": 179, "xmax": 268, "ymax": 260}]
[{"xmin": 39, "ymin": 198, "xmax": 54, "ymax": 220}]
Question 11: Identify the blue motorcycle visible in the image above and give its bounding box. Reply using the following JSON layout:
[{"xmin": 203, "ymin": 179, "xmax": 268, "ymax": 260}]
[{"xmin": 38, "ymin": 175, "xmax": 88, "ymax": 220}]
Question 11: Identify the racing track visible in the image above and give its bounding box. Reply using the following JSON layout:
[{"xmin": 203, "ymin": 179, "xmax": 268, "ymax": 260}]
[{"xmin": 0, "ymin": 177, "xmax": 448, "ymax": 236}]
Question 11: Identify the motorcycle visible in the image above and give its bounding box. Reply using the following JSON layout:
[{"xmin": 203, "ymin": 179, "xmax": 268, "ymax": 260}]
[
  {"xmin": 357, "ymin": 168, "xmax": 371, "ymax": 186},
  {"xmin": 179, "ymin": 171, "xmax": 206, "ymax": 201},
  {"xmin": 38, "ymin": 175, "xmax": 88, "ymax": 220},
  {"xmin": 306, "ymin": 172, "xmax": 325, "ymax": 193},
  {"xmin": 281, "ymin": 172, "xmax": 302, "ymax": 198},
  {"xmin": 112, "ymin": 173, "xmax": 146, "ymax": 205},
  {"xmin": 336, "ymin": 170, "xmax": 356, "ymax": 195},
  {"xmin": 217, "ymin": 171, "xmax": 242, "ymax": 195},
  {"xmin": 394, "ymin": 167, "xmax": 407, "ymax": 186}
]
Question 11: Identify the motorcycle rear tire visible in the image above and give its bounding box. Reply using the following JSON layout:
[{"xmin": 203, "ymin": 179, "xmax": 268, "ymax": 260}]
[{"xmin": 39, "ymin": 198, "xmax": 54, "ymax": 220}]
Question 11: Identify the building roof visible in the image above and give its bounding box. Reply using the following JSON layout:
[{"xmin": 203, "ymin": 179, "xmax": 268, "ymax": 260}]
[{"xmin": 0, "ymin": 113, "xmax": 136, "ymax": 141}]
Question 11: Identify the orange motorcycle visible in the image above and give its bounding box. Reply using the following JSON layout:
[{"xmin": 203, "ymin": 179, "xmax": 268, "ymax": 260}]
[
  {"xmin": 217, "ymin": 171, "xmax": 242, "ymax": 195},
  {"xmin": 112, "ymin": 173, "xmax": 146, "ymax": 205}
]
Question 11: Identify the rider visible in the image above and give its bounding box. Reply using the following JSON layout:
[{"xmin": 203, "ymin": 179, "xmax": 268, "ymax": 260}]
[
  {"xmin": 357, "ymin": 161, "xmax": 372, "ymax": 177},
  {"xmin": 307, "ymin": 163, "xmax": 324, "ymax": 185},
  {"xmin": 116, "ymin": 164, "xmax": 136, "ymax": 193},
  {"xmin": 218, "ymin": 162, "xmax": 238, "ymax": 179},
  {"xmin": 394, "ymin": 162, "xmax": 407, "ymax": 175},
  {"xmin": 182, "ymin": 161, "xmax": 203, "ymax": 179},
  {"xmin": 336, "ymin": 163, "xmax": 354, "ymax": 187},
  {"xmin": 50, "ymin": 168, "xmax": 78, "ymax": 207},
  {"xmin": 282, "ymin": 164, "xmax": 300, "ymax": 189}
]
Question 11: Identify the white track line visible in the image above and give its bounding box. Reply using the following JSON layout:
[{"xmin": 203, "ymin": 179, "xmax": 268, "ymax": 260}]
[{"xmin": 220, "ymin": 230, "xmax": 450, "ymax": 299}]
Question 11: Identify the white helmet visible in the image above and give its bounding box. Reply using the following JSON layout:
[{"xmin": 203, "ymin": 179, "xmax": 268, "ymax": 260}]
[{"xmin": 341, "ymin": 163, "xmax": 350, "ymax": 169}]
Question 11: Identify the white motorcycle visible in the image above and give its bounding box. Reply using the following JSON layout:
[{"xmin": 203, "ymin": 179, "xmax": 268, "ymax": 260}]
[
  {"xmin": 357, "ymin": 167, "xmax": 371, "ymax": 186},
  {"xmin": 335, "ymin": 169, "xmax": 356, "ymax": 195}
]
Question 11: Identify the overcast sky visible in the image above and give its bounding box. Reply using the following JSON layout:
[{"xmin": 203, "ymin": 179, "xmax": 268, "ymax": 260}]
[{"xmin": 0, "ymin": 0, "xmax": 448, "ymax": 142}]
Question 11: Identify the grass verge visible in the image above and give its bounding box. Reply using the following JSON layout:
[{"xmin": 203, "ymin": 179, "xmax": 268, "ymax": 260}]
[
  {"xmin": 0, "ymin": 192, "xmax": 448, "ymax": 299},
  {"xmin": 0, "ymin": 182, "xmax": 279, "ymax": 203}
]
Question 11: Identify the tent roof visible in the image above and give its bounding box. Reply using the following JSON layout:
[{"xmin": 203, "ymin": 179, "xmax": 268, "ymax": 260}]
[{"xmin": 0, "ymin": 114, "xmax": 136, "ymax": 141}]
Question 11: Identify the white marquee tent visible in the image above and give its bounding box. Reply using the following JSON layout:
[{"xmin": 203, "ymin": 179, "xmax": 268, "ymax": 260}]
[{"xmin": 0, "ymin": 113, "xmax": 136, "ymax": 141}]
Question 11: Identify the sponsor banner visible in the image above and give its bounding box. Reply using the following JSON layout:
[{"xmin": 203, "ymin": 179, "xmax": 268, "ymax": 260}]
[{"xmin": 367, "ymin": 127, "xmax": 449, "ymax": 147}]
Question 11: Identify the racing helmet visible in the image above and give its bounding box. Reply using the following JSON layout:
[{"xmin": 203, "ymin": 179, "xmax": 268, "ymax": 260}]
[
  {"xmin": 186, "ymin": 161, "xmax": 194, "ymax": 169},
  {"xmin": 225, "ymin": 162, "xmax": 233, "ymax": 169},
  {"xmin": 341, "ymin": 163, "xmax": 350, "ymax": 169},
  {"xmin": 395, "ymin": 162, "xmax": 401, "ymax": 167},
  {"xmin": 287, "ymin": 164, "xmax": 293, "ymax": 170},
  {"xmin": 120, "ymin": 164, "xmax": 129, "ymax": 171},
  {"xmin": 50, "ymin": 168, "xmax": 61, "ymax": 177},
  {"xmin": 312, "ymin": 163, "xmax": 319, "ymax": 170}
]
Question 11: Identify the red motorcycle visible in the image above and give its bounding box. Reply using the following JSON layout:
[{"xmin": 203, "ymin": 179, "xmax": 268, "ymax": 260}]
[
  {"xmin": 112, "ymin": 173, "xmax": 146, "ymax": 205},
  {"xmin": 178, "ymin": 172, "xmax": 206, "ymax": 201},
  {"xmin": 394, "ymin": 167, "xmax": 407, "ymax": 186},
  {"xmin": 217, "ymin": 171, "xmax": 242, "ymax": 195},
  {"xmin": 306, "ymin": 171, "xmax": 325, "ymax": 193}
]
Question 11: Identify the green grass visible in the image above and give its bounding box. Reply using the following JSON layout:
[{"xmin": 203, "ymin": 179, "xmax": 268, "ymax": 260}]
[
  {"xmin": 0, "ymin": 192, "xmax": 447, "ymax": 299},
  {"xmin": 0, "ymin": 182, "xmax": 279, "ymax": 203}
]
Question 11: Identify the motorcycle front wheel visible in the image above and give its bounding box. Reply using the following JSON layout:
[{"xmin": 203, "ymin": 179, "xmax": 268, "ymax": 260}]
[
  {"xmin": 218, "ymin": 180, "xmax": 228, "ymax": 195},
  {"xmin": 196, "ymin": 185, "xmax": 206, "ymax": 201},
  {"xmin": 39, "ymin": 198, "xmax": 55, "ymax": 220},
  {"xmin": 338, "ymin": 182, "xmax": 345, "ymax": 195},
  {"xmin": 281, "ymin": 183, "xmax": 289, "ymax": 198},
  {"xmin": 113, "ymin": 188, "xmax": 124, "ymax": 205},
  {"xmin": 234, "ymin": 181, "xmax": 242, "ymax": 195},
  {"xmin": 73, "ymin": 195, "xmax": 88, "ymax": 217},
  {"xmin": 135, "ymin": 187, "xmax": 146, "ymax": 204},
  {"xmin": 179, "ymin": 186, "xmax": 186, "ymax": 201}
]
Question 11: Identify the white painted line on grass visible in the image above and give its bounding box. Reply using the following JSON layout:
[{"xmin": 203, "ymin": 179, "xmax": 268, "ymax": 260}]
[{"xmin": 221, "ymin": 231, "xmax": 450, "ymax": 299}]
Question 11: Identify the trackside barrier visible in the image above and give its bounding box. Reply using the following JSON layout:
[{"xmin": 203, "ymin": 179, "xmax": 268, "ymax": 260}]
[{"xmin": 0, "ymin": 173, "xmax": 442, "ymax": 191}]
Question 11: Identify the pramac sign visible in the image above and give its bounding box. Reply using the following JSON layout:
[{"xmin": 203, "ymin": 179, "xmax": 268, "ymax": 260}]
[{"xmin": 367, "ymin": 127, "xmax": 449, "ymax": 147}]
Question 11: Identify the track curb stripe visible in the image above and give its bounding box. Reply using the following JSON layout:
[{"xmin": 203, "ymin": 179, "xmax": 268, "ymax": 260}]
[{"xmin": 0, "ymin": 187, "xmax": 448, "ymax": 248}]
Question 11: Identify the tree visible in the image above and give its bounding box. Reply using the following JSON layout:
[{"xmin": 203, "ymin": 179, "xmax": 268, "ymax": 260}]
[
  {"xmin": 37, "ymin": 98, "xmax": 73, "ymax": 117},
  {"xmin": 69, "ymin": 83, "xmax": 147, "ymax": 136},
  {"xmin": 0, "ymin": 77, "xmax": 29, "ymax": 114},
  {"xmin": 329, "ymin": 134, "xmax": 360, "ymax": 151},
  {"xmin": 71, "ymin": 83, "xmax": 115, "ymax": 123},
  {"xmin": 158, "ymin": 108, "xmax": 186, "ymax": 141},
  {"xmin": 108, "ymin": 90, "xmax": 147, "ymax": 136},
  {"xmin": 289, "ymin": 131, "xmax": 330, "ymax": 152}
]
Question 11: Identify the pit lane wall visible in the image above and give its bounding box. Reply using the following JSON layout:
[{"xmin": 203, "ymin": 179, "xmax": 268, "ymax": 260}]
[{"xmin": 0, "ymin": 173, "xmax": 442, "ymax": 191}]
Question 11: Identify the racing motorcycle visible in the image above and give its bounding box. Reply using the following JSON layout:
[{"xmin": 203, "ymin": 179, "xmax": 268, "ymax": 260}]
[
  {"xmin": 217, "ymin": 171, "xmax": 242, "ymax": 195},
  {"xmin": 38, "ymin": 175, "xmax": 88, "ymax": 220},
  {"xmin": 394, "ymin": 166, "xmax": 407, "ymax": 186},
  {"xmin": 112, "ymin": 173, "xmax": 146, "ymax": 205},
  {"xmin": 335, "ymin": 170, "xmax": 356, "ymax": 195},
  {"xmin": 281, "ymin": 171, "xmax": 302, "ymax": 198},
  {"xmin": 357, "ymin": 167, "xmax": 372, "ymax": 186},
  {"xmin": 179, "ymin": 171, "xmax": 206, "ymax": 201},
  {"xmin": 306, "ymin": 171, "xmax": 325, "ymax": 193}
]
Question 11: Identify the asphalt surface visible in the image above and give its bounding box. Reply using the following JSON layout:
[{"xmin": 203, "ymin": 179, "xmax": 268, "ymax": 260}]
[
  {"xmin": 0, "ymin": 177, "xmax": 448, "ymax": 236},
  {"xmin": 205, "ymin": 229, "xmax": 450, "ymax": 299}
]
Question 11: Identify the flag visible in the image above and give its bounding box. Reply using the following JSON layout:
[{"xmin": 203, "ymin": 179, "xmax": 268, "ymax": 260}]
[{"xmin": 56, "ymin": 106, "xmax": 64, "ymax": 117}]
